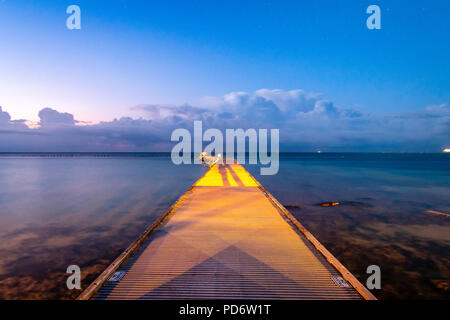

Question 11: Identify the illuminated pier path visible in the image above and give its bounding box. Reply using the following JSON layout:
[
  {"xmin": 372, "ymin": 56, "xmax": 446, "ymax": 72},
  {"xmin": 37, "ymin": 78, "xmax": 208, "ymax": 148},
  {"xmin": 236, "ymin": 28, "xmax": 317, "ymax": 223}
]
[{"xmin": 79, "ymin": 163, "xmax": 376, "ymax": 300}]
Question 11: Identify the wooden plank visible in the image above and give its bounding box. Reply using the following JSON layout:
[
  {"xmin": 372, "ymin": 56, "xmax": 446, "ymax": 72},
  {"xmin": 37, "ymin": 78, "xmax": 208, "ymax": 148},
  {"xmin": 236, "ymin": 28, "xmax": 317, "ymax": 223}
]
[
  {"xmin": 81, "ymin": 163, "xmax": 375, "ymax": 300},
  {"xmin": 77, "ymin": 167, "xmax": 211, "ymax": 300}
]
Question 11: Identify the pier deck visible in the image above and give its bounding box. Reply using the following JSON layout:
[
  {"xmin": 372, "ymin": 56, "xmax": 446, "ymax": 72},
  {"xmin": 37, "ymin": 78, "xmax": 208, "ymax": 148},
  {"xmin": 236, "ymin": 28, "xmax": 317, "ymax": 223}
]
[{"xmin": 79, "ymin": 163, "xmax": 376, "ymax": 300}]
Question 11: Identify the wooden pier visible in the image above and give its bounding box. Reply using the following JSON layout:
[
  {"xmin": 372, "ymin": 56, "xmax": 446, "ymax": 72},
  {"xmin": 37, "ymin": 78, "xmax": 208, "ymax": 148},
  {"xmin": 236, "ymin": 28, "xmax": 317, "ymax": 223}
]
[{"xmin": 78, "ymin": 163, "xmax": 376, "ymax": 300}]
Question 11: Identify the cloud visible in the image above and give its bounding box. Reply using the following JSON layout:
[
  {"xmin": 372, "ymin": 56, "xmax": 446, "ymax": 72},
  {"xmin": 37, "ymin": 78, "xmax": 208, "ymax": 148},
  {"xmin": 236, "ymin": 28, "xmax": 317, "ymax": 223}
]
[
  {"xmin": 0, "ymin": 90, "xmax": 449, "ymax": 152},
  {"xmin": 132, "ymin": 89, "xmax": 350, "ymax": 129},
  {"xmin": 0, "ymin": 106, "xmax": 28, "ymax": 131},
  {"xmin": 38, "ymin": 108, "xmax": 76, "ymax": 127},
  {"xmin": 131, "ymin": 104, "xmax": 209, "ymax": 122},
  {"xmin": 0, "ymin": 106, "xmax": 11, "ymax": 125}
]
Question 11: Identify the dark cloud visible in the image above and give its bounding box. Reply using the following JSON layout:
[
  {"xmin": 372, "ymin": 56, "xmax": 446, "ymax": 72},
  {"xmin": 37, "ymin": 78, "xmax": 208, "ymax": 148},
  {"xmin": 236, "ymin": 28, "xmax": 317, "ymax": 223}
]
[
  {"xmin": 0, "ymin": 90, "xmax": 449, "ymax": 152},
  {"xmin": 0, "ymin": 106, "xmax": 28, "ymax": 131},
  {"xmin": 0, "ymin": 106, "xmax": 11, "ymax": 125}
]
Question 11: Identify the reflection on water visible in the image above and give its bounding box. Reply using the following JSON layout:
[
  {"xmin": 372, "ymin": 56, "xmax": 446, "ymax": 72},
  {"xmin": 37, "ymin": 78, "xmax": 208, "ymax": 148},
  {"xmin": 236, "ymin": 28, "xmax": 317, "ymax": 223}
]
[
  {"xmin": 0, "ymin": 153, "xmax": 449, "ymax": 299},
  {"xmin": 247, "ymin": 153, "xmax": 450, "ymax": 299},
  {"xmin": 0, "ymin": 156, "xmax": 204, "ymax": 299}
]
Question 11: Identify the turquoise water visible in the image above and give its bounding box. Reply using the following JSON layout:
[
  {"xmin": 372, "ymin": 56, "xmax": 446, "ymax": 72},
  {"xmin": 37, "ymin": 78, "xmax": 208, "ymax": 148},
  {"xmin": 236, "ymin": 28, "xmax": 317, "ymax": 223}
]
[
  {"xmin": 248, "ymin": 153, "xmax": 450, "ymax": 214},
  {"xmin": 0, "ymin": 153, "xmax": 449, "ymax": 299},
  {"xmin": 248, "ymin": 153, "xmax": 450, "ymax": 299},
  {"xmin": 0, "ymin": 155, "xmax": 205, "ymax": 299}
]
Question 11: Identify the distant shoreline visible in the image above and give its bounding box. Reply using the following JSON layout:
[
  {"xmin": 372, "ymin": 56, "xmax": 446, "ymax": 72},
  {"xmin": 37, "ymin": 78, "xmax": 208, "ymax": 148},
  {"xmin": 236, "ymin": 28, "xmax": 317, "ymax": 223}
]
[{"xmin": 0, "ymin": 152, "xmax": 449, "ymax": 157}]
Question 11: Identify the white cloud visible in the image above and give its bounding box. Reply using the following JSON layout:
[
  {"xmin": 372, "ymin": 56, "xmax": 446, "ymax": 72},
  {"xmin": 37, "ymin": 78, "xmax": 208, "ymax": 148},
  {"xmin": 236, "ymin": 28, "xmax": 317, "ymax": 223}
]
[{"xmin": 0, "ymin": 90, "xmax": 449, "ymax": 152}]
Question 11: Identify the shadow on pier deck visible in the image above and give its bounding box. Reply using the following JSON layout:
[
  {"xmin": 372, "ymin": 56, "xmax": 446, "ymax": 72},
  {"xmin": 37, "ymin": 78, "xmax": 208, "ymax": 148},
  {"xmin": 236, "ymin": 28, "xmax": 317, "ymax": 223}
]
[{"xmin": 79, "ymin": 163, "xmax": 376, "ymax": 300}]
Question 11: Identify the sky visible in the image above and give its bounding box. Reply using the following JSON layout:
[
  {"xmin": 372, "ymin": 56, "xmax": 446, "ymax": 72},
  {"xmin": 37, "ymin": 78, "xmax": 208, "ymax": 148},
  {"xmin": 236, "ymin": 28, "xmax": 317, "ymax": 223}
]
[{"xmin": 0, "ymin": 0, "xmax": 449, "ymax": 152}]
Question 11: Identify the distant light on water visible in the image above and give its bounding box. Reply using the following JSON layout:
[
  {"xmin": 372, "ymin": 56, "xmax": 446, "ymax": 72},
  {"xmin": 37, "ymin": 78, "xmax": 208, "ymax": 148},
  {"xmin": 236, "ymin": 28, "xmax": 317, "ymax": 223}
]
[{"xmin": 444, "ymin": 148, "xmax": 450, "ymax": 153}]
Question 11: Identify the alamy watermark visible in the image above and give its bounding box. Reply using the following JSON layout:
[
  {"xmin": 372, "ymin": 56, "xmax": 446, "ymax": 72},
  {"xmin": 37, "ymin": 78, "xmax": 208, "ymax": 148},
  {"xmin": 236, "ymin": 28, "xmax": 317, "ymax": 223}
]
[
  {"xmin": 66, "ymin": 265, "xmax": 81, "ymax": 290},
  {"xmin": 171, "ymin": 121, "xmax": 279, "ymax": 175},
  {"xmin": 66, "ymin": 5, "xmax": 81, "ymax": 30},
  {"xmin": 64, "ymin": 5, "xmax": 380, "ymax": 31},
  {"xmin": 366, "ymin": 5, "xmax": 381, "ymax": 30},
  {"xmin": 366, "ymin": 265, "xmax": 381, "ymax": 290}
]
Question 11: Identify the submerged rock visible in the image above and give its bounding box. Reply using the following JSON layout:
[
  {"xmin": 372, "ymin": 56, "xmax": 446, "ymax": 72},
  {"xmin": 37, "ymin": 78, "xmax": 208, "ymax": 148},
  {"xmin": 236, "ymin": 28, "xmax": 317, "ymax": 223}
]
[
  {"xmin": 318, "ymin": 202, "xmax": 340, "ymax": 207},
  {"xmin": 316, "ymin": 201, "xmax": 372, "ymax": 208},
  {"xmin": 284, "ymin": 205, "xmax": 301, "ymax": 210}
]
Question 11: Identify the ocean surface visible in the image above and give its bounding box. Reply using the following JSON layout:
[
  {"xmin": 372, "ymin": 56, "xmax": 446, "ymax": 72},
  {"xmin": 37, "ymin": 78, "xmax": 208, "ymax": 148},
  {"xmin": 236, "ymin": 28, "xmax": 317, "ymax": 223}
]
[{"xmin": 0, "ymin": 153, "xmax": 448, "ymax": 299}]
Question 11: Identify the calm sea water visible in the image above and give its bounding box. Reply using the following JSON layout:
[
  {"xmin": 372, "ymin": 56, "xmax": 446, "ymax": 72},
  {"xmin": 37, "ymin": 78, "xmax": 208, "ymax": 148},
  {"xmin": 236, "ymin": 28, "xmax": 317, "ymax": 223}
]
[{"xmin": 0, "ymin": 153, "xmax": 449, "ymax": 299}]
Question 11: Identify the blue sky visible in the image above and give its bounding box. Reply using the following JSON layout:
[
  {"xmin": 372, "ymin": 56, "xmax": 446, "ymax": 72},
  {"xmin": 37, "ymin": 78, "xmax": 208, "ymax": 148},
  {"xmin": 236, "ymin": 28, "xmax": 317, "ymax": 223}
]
[{"xmin": 0, "ymin": 0, "xmax": 449, "ymax": 151}]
